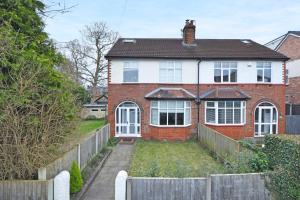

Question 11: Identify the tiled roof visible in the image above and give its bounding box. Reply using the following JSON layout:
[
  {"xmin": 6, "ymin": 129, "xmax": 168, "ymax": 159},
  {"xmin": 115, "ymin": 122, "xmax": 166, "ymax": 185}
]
[
  {"xmin": 145, "ymin": 88, "xmax": 196, "ymax": 100},
  {"xmin": 200, "ymin": 88, "xmax": 251, "ymax": 100},
  {"xmin": 106, "ymin": 38, "xmax": 288, "ymax": 60}
]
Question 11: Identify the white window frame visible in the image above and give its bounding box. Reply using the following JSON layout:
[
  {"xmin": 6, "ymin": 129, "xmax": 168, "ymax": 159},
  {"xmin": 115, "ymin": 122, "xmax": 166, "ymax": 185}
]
[
  {"xmin": 256, "ymin": 61, "xmax": 272, "ymax": 83},
  {"xmin": 214, "ymin": 61, "xmax": 238, "ymax": 83},
  {"xmin": 285, "ymin": 69, "xmax": 289, "ymax": 85},
  {"xmin": 159, "ymin": 61, "xmax": 182, "ymax": 83},
  {"xmin": 123, "ymin": 61, "xmax": 139, "ymax": 83},
  {"xmin": 205, "ymin": 101, "xmax": 246, "ymax": 126},
  {"xmin": 150, "ymin": 100, "xmax": 191, "ymax": 127}
]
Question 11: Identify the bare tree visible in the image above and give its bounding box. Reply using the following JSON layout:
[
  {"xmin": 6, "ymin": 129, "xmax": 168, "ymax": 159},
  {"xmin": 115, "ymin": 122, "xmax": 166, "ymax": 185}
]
[{"xmin": 65, "ymin": 22, "xmax": 118, "ymax": 101}]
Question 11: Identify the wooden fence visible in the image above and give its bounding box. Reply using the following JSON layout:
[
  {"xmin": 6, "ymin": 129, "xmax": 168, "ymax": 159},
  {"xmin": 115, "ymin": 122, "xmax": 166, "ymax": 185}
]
[
  {"xmin": 126, "ymin": 173, "xmax": 271, "ymax": 200},
  {"xmin": 38, "ymin": 124, "xmax": 110, "ymax": 180},
  {"xmin": 286, "ymin": 115, "xmax": 300, "ymax": 135},
  {"xmin": 0, "ymin": 180, "xmax": 53, "ymax": 200},
  {"xmin": 198, "ymin": 124, "xmax": 241, "ymax": 161}
]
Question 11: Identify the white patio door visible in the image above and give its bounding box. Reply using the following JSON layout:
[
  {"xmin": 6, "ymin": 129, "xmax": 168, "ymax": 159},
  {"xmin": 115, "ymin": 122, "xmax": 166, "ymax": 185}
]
[
  {"xmin": 255, "ymin": 102, "xmax": 278, "ymax": 136},
  {"xmin": 116, "ymin": 102, "xmax": 140, "ymax": 136}
]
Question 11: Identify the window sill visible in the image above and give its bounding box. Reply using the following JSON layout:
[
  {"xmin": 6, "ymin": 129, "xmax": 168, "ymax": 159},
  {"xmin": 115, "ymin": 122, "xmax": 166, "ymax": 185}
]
[
  {"xmin": 115, "ymin": 134, "xmax": 142, "ymax": 137},
  {"xmin": 205, "ymin": 123, "xmax": 246, "ymax": 127},
  {"xmin": 149, "ymin": 124, "xmax": 192, "ymax": 128}
]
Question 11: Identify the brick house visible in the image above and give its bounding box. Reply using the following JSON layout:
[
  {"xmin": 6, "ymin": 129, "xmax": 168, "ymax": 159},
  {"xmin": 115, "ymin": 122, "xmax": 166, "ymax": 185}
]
[
  {"xmin": 265, "ymin": 31, "xmax": 300, "ymax": 107},
  {"xmin": 105, "ymin": 20, "xmax": 288, "ymax": 141}
]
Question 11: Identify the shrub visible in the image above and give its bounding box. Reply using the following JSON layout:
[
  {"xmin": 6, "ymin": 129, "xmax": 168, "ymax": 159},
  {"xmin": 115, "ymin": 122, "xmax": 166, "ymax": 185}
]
[
  {"xmin": 107, "ymin": 137, "xmax": 119, "ymax": 147},
  {"xmin": 249, "ymin": 151, "xmax": 269, "ymax": 172},
  {"xmin": 70, "ymin": 161, "xmax": 83, "ymax": 194},
  {"xmin": 264, "ymin": 135, "xmax": 300, "ymax": 200}
]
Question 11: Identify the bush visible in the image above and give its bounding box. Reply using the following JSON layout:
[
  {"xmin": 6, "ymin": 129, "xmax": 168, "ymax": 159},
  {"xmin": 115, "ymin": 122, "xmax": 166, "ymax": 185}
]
[
  {"xmin": 264, "ymin": 135, "xmax": 300, "ymax": 200},
  {"xmin": 70, "ymin": 161, "xmax": 83, "ymax": 194}
]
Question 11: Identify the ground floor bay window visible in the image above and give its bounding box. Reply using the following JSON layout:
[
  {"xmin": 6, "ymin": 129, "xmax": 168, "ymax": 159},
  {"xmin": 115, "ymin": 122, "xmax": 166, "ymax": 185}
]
[
  {"xmin": 150, "ymin": 100, "xmax": 191, "ymax": 126},
  {"xmin": 205, "ymin": 101, "xmax": 246, "ymax": 125}
]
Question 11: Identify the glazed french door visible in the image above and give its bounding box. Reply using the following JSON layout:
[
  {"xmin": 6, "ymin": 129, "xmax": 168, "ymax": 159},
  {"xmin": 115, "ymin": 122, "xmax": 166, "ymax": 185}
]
[
  {"xmin": 116, "ymin": 106, "xmax": 140, "ymax": 136},
  {"xmin": 255, "ymin": 105, "xmax": 278, "ymax": 136}
]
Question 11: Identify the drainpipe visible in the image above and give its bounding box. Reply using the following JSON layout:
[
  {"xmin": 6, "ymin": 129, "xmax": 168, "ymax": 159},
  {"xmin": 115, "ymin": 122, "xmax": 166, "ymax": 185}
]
[{"xmin": 196, "ymin": 60, "xmax": 201, "ymax": 140}]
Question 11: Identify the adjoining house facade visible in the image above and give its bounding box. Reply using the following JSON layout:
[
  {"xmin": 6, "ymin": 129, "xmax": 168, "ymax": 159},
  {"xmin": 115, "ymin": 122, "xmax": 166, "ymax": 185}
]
[
  {"xmin": 265, "ymin": 31, "xmax": 300, "ymax": 109},
  {"xmin": 106, "ymin": 20, "xmax": 288, "ymax": 141}
]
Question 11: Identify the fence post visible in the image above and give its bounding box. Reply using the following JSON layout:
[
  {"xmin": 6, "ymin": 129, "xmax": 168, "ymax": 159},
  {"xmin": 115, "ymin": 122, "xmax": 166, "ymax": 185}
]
[
  {"xmin": 38, "ymin": 167, "xmax": 47, "ymax": 180},
  {"xmin": 77, "ymin": 144, "xmax": 81, "ymax": 170},
  {"xmin": 115, "ymin": 170, "xmax": 128, "ymax": 200},
  {"xmin": 95, "ymin": 130, "xmax": 99, "ymax": 153},
  {"xmin": 206, "ymin": 175, "xmax": 211, "ymax": 200}
]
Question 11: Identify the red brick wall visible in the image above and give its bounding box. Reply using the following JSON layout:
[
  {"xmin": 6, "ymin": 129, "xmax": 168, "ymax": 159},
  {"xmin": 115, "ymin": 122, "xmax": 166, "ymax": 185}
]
[
  {"xmin": 278, "ymin": 35, "xmax": 300, "ymax": 60},
  {"xmin": 108, "ymin": 83, "xmax": 286, "ymax": 140},
  {"xmin": 286, "ymin": 76, "xmax": 300, "ymax": 104}
]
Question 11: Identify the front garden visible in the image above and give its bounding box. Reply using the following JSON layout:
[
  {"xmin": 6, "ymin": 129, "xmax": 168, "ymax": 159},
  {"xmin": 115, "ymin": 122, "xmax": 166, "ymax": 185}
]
[{"xmin": 129, "ymin": 140, "xmax": 225, "ymax": 177}]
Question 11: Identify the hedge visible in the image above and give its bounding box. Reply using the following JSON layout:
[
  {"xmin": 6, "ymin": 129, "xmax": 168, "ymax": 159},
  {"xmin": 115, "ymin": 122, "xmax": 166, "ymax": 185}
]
[{"xmin": 264, "ymin": 135, "xmax": 300, "ymax": 200}]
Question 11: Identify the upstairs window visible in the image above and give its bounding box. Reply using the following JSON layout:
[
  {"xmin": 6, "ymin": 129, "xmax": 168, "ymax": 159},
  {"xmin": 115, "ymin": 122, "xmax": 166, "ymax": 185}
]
[
  {"xmin": 214, "ymin": 62, "xmax": 237, "ymax": 83},
  {"xmin": 257, "ymin": 62, "xmax": 271, "ymax": 83},
  {"xmin": 123, "ymin": 61, "xmax": 138, "ymax": 83},
  {"xmin": 159, "ymin": 61, "xmax": 182, "ymax": 83}
]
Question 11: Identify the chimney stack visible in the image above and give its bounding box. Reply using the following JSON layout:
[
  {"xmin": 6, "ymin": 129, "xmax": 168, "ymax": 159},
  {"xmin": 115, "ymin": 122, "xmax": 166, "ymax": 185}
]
[{"xmin": 182, "ymin": 19, "xmax": 196, "ymax": 46}]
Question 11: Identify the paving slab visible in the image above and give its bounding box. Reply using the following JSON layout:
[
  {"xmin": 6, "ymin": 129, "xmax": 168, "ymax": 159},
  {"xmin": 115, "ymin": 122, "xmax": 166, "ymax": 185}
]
[{"xmin": 82, "ymin": 144, "xmax": 134, "ymax": 200}]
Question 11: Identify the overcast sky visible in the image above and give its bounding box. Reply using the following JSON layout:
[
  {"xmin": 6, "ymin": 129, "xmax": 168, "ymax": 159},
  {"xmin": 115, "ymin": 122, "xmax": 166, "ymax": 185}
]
[{"xmin": 44, "ymin": 0, "xmax": 300, "ymax": 44}]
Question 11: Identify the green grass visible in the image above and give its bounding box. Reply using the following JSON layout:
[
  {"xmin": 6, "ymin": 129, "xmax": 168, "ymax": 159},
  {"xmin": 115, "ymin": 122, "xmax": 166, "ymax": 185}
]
[
  {"xmin": 75, "ymin": 119, "xmax": 105, "ymax": 136},
  {"xmin": 129, "ymin": 140, "xmax": 226, "ymax": 177}
]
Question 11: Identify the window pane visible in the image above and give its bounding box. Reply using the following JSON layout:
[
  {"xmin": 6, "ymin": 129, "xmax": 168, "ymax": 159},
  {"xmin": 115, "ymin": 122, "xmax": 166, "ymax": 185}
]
[
  {"xmin": 218, "ymin": 109, "xmax": 225, "ymax": 124},
  {"xmin": 160, "ymin": 101, "xmax": 167, "ymax": 109},
  {"xmin": 159, "ymin": 68, "xmax": 168, "ymax": 82},
  {"xmin": 214, "ymin": 69, "xmax": 221, "ymax": 82},
  {"xmin": 207, "ymin": 102, "xmax": 215, "ymax": 107},
  {"xmin": 223, "ymin": 69, "xmax": 229, "ymax": 82},
  {"xmin": 255, "ymin": 124, "xmax": 259, "ymax": 135},
  {"xmin": 206, "ymin": 108, "xmax": 215, "ymax": 123},
  {"xmin": 273, "ymin": 108, "xmax": 277, "ymax": 122},
  {"xmin": 174, "ymin": 63, "xmax": 182, "ymax": 82},
  {"xmin": 177, "ymin": 101, "xmax": 184, "ymax": 108},
  {"xmin": 185, "ymin": 108, "xmax": 190, "ymax": 124},
  {"xmin": 255, "ymin": 108, "xmax": 259, "ymax": 123},
  {"xmin": 124, "ymin": 68, "xmax": 138, "ymax": 82},
  {"xmin": 185, "ymin": 101, "xmax": 191, "ymax": 108},
  {"xmin": 168, "ymin": 101, "xmax": 176, "ymax": 109},
  {"xmin": 264, "ymin": 69, "xmax": 271, "ymax": 82},
  {"xmin": 226, "ymin": 109, "xmax": 233, "ymax": 124},
  {"xmin": 151, "ymin": 101, "xmax": 158, "ymax": 108},
  {"xmin": 234, "ymin": 101, "xmax": 241, "ymax": 108},
  {"xmin": 151, "ymin": 108, "xmax": 158, "ymax": 125},
  {"xmin": 168, "ymin": 112, "xmax": 176, "ymax": 125},
  {"xmin": 257, "ymin": 69, "xmax": 263, "ymax": 82},
  {"xmin": 226, "ymin": 101, "xmax": 233, "ymax": 108},
  {"xmin": 177, "ymin": 113, "xmax": 184, "ymax": 125},
  {"xmin": 160, "ymin": 112, "xmax": 167, "ymax": 125},
  {"xmin": 234, "ymin": 109, "xmax": 241, "ymax": 124},
  {"xmin": 230, "ymin": 69, "xmax": 237, "ymax": 82},
  {"xmin": 218, "ymin": 101, "xmax": 225, "ymax": 108},
  {"xmin": 272, "ymin": 124, "xmax": 277, "ymax": 134}
]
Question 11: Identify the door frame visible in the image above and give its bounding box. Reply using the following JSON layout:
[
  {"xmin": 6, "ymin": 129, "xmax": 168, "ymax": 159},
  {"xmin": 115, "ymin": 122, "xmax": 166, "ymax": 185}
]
[
  {"xmin": 254, "ymin": 102, "xmax": 278, "ymax": 137},
  {"xmin": 115, "ymin": 101, "xmax": 141, "ymax": 137}
]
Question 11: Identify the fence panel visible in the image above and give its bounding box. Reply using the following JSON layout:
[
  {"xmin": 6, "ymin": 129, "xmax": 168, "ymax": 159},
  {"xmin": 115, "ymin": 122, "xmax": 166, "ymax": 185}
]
[
  {"xmin": 286, "ymin": 115, "xmax": 300, "ymax": 135},
  {"xmin": 198, "ymin": 124, "xmax": 240, "ymax": 161},
  {"xmin": 211, "ymin": 174, "xmax": 271, "ymax": 200},
  {"xmin": 0, "ymin": 180, "xmax": 52, "ymax": 200},
  {"xmin": 80, "ymin": 134, "xmax": 97, "ymax": 169},
  {"xmin": 128, "ymin": 177, "xmax": 207, "ymax": 200}
]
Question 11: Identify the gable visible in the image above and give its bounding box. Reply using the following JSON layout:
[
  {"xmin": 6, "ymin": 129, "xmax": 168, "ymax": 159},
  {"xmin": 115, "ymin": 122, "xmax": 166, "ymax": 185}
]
[{"xmin": 277, "ymin": 35, "xmax": 300, "ymax": 60}]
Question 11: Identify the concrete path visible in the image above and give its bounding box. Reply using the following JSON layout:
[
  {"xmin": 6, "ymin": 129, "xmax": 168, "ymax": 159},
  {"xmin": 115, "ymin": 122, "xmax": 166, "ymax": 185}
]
[{"xmin": 82, "ymin": 144, "xmax": 134, "ymax": 200}]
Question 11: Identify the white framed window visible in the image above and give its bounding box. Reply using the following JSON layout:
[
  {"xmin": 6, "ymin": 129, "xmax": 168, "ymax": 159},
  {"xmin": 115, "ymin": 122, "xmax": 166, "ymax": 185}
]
[
  {"xmin": 214, "ymin": 62, "xmax": 237, "ymax": 83},
  {"xmin": 257, "ymin": 62, "xmax": 271, "ymax": 83},
  {"xmin": 159, "ymin": 61, "xmax": 182, "ymax": 83},
  {"xmin": 205, "ymin": 101, "xmax": 246, "ymax": 125},
  {"xmin": 285, "ymin": 69, "xmax": 289, "ymax": 85},
  {"xmin": 123, "ymin": 61, "xmax": 138, "ymax": 83},
  {"xmin": 150, "ymin": 100, "xmax": 191, "ymax": 126}
]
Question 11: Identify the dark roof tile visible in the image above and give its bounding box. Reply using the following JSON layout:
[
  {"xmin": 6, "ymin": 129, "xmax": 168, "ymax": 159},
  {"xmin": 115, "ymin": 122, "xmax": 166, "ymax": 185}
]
[
  {"xmin": 145, "ymin": 88, "xmax": 196, "ymax": 100},
  {"xmin": 200, "ymin": 88, "xmax": 251, "ymax": 100}
]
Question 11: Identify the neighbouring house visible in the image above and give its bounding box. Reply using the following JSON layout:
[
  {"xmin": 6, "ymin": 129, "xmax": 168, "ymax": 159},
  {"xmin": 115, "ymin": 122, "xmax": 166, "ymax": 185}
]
[
  {"xmin": 81, "ymin": 94, "xmax": 108, "ymax": 119},
  {"xmin": 87, "ymin": 86, "xmax": 108, "ymax": 103},
  {"xmin": 105, "ymin": 20, "xmax": 288, "ymax": 141},
  {"xmin": 265, "ymin": 31, "xmax": 300, "ymax": 115}
]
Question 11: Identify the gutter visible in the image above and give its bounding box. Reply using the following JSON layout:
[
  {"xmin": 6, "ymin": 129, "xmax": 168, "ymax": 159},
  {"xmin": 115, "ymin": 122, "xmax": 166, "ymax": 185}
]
[{"xmin": 196, "ymin": 60, "xmax": 201, "ymax": 140}]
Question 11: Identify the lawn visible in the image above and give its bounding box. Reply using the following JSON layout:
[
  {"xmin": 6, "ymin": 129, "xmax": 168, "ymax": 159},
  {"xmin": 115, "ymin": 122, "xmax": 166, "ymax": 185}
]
[
  {"xmin": 129, "ymin": 140, "xmax": 226, "ymax": 177},
  {"xmin": 74, "ymin": 119, "xmax": 106, "ymax": 137}
]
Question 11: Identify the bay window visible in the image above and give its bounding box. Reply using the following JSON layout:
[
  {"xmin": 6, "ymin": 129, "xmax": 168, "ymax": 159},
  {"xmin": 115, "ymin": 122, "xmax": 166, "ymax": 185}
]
[
  {"xmin": 151, "ymin": 100, "xmax": 191, "ymax": 126},
  {"xmin": 159, "ymin": 61, "xmax": 182, "ymax": 83},
  {"xmin": 214, "ymin": 62, "xmax": 237, "ymax": 83},
  {"xmin": 205, "ymin": 101, "xmax": 246, "ymax": 125}
]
